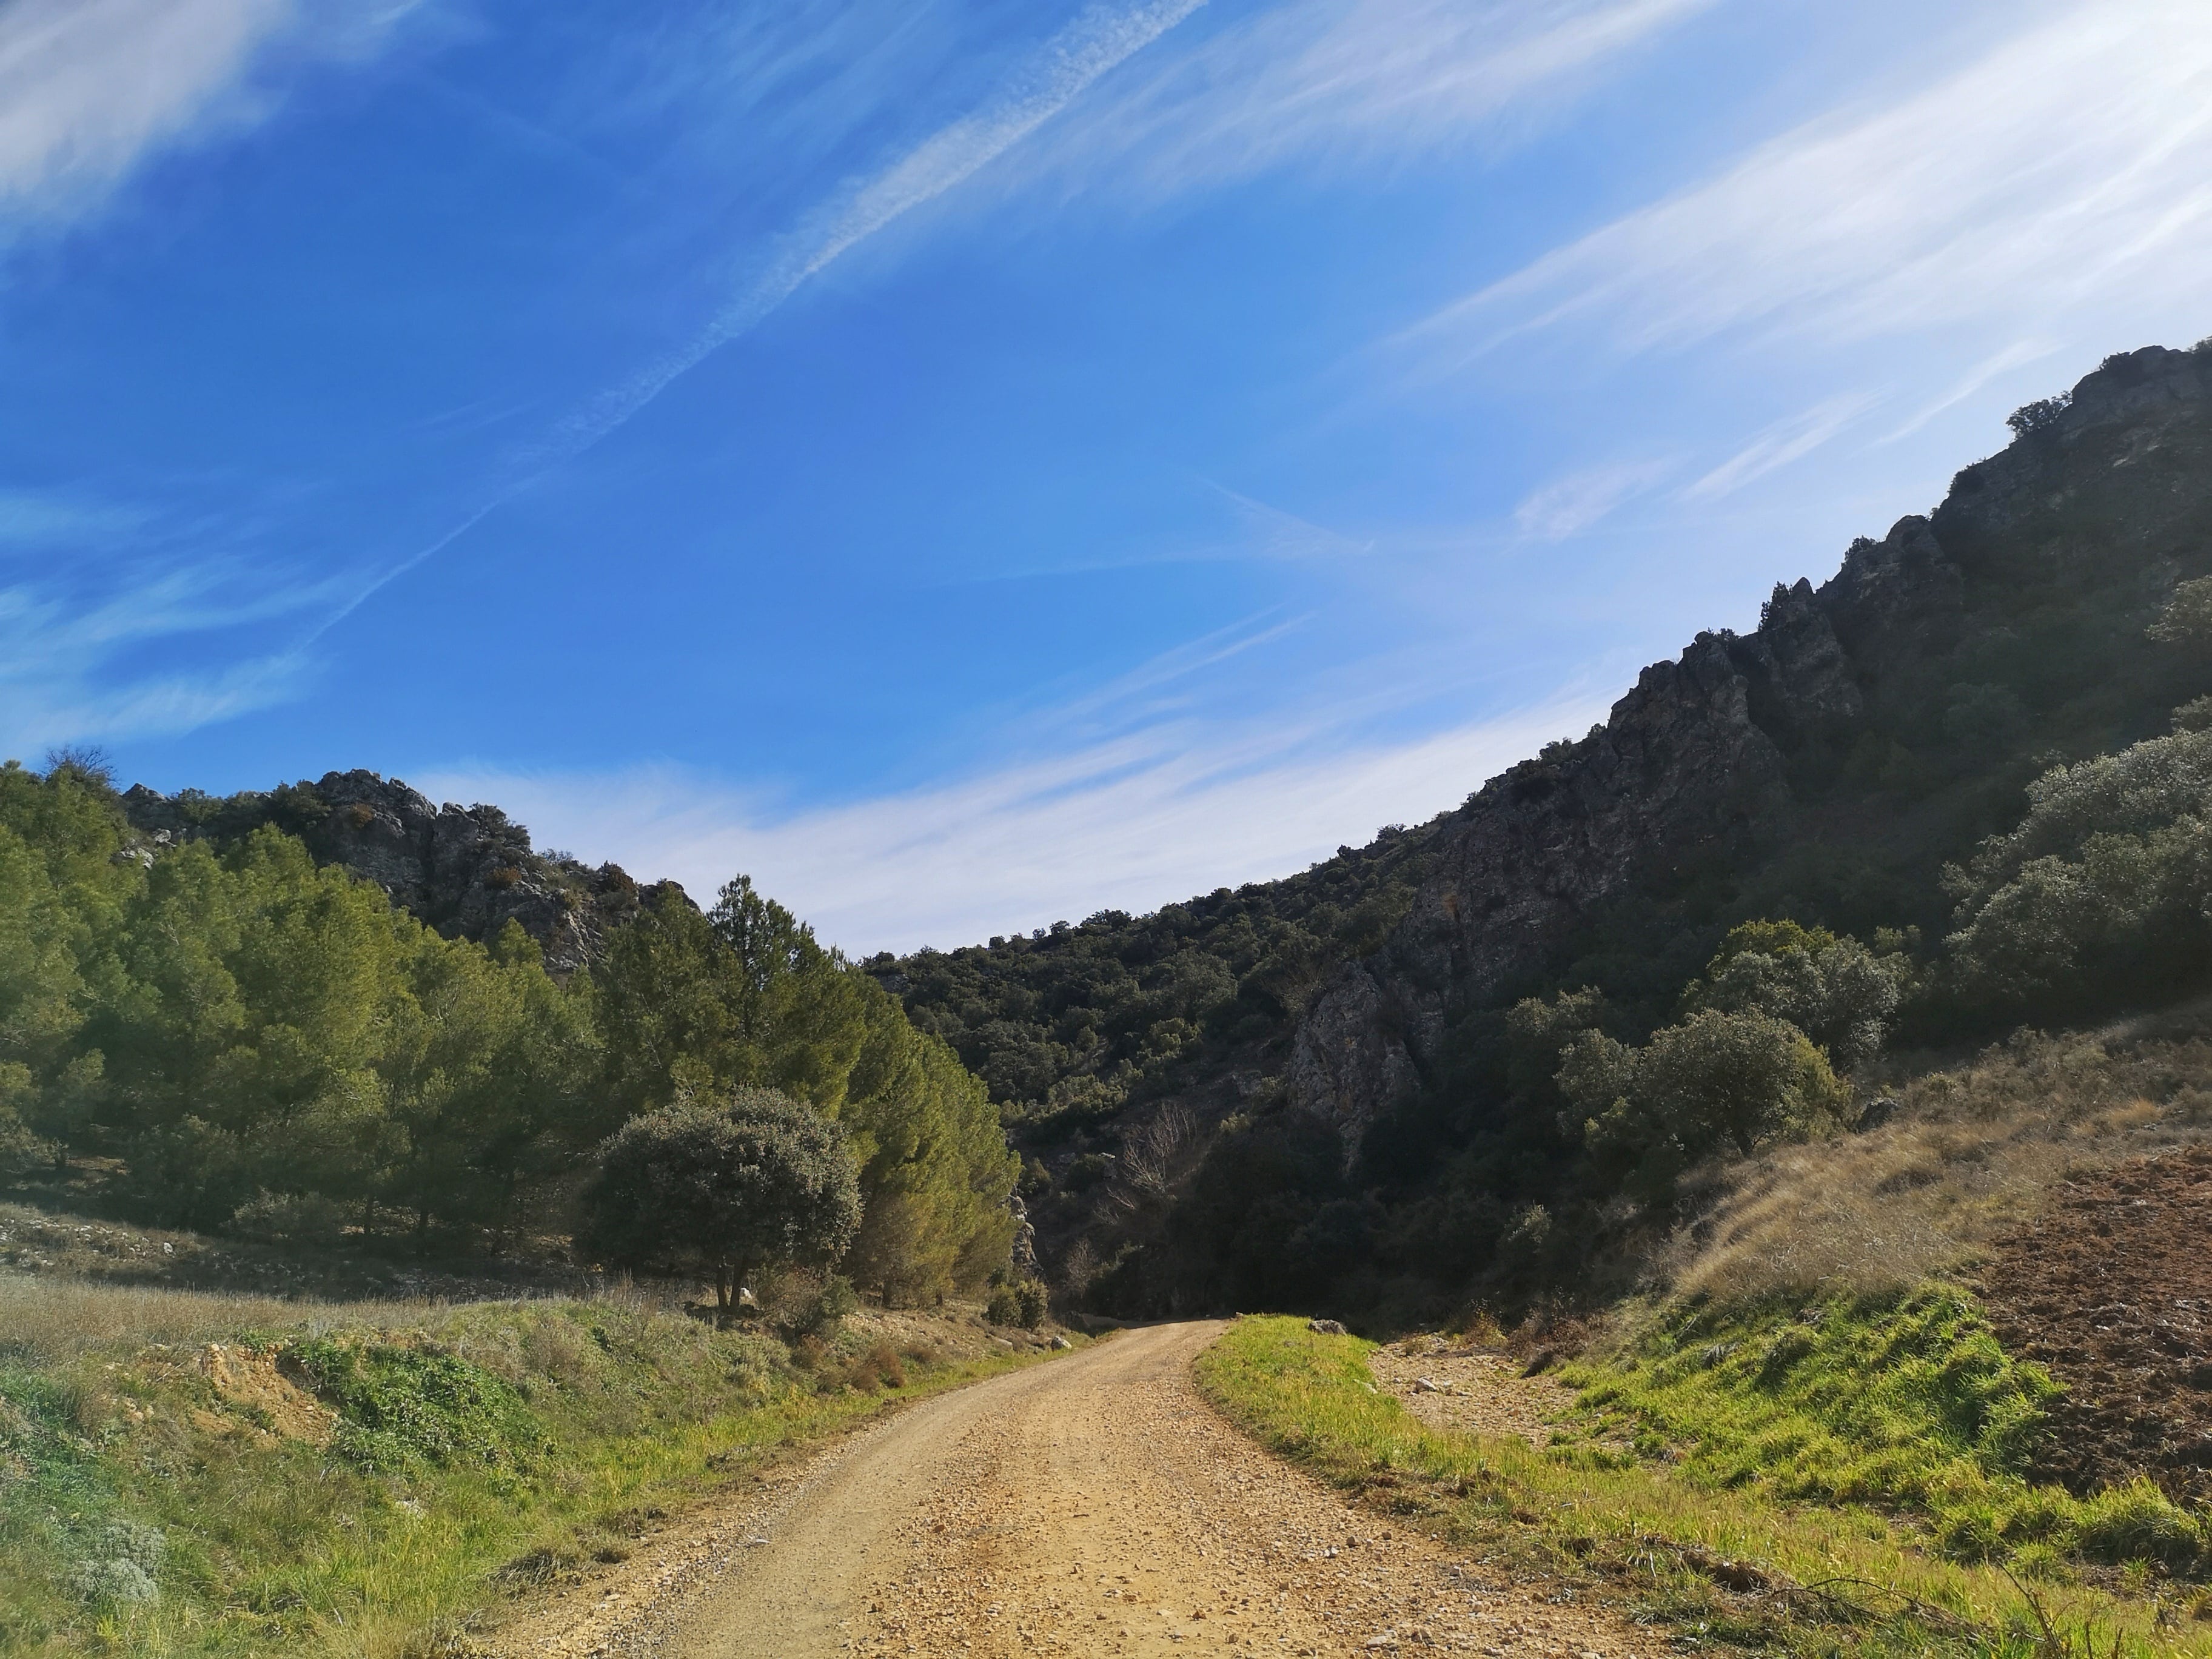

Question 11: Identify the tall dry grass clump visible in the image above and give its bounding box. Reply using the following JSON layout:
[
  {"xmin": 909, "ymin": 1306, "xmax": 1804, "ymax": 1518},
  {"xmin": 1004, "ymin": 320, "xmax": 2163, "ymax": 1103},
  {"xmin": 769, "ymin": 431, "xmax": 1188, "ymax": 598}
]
[{"xmin": 1665, "ymin": 1027, "xmax": 2212, "ymax": 1299}]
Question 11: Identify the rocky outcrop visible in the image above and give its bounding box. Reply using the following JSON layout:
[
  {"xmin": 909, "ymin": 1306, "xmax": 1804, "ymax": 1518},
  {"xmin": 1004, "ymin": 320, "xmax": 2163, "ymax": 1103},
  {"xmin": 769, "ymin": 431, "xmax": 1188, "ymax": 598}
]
[
  {"xmin": 121, "ymin": 769, "xmax": 679, "ymax": 973},
  {"xmin": 1289, "ymin": 344, "xmax": 2212, "ymax": 1149},
  {"xmin": 1289, "ymin": 615, "xmax": 1820, "ymax": 1145}
]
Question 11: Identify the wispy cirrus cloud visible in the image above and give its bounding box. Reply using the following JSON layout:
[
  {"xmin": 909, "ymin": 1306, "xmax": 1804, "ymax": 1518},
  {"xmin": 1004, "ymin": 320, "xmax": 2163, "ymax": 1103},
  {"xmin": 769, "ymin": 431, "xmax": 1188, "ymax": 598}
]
[
  {"xmin": 340, "ymin": 0, "xmax": 1208, "ymax": 628},
  {"xmin": 1681, "ymin": 395, "xmax": 1876, "ymax": 503},
  {"xmin": 1513, "ymin": 458, "xmax": 1671, "ymax": 540},
  {"xmin": 421, "ymin": 692, "xmax": 1603, "ymax": 954},
  {"xmin": 541, "ymin": 0, "xmax": 1208, "ymax": 460},
  {"xmin": 0, "ymin": 0, "xmax": 418, "ymax": 229},
  {"xmin": 0, "ymin": 540, "xmax": 354, "ymax": 748},
  {"xmin": 1018, "ymin": 0, "xmax": 1714, "ymax": 201},
  {"xmin": 1410, "ymin": 0, "xmax": 2212, "ymax": 362}
]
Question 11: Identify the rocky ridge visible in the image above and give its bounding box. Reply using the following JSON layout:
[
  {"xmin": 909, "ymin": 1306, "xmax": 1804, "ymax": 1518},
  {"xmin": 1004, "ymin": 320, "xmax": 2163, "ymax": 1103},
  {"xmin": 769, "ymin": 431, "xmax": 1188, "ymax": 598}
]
[
  {"xmin": 1289, "ymin": 344, "xmax": 2212, "ymax": 1147},
  {"xmin": 119, "ymin": 769, "xmax": 683, "ymax": 973}
]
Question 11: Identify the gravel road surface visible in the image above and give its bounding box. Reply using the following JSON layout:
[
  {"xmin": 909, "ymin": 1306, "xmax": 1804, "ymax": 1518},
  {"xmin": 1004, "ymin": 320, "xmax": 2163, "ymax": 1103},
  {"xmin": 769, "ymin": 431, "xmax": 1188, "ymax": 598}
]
[{"xmin": 665, "ymin": 1321, "xmax": 1652, "ymax": 1659}]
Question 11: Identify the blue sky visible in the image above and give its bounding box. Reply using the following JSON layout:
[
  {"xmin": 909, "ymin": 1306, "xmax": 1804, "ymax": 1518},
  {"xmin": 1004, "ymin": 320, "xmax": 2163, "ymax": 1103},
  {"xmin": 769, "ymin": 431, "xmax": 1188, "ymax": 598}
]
[{"xmin": 4, "ymin": 0, "xmax": 2211, "ymax": 951}]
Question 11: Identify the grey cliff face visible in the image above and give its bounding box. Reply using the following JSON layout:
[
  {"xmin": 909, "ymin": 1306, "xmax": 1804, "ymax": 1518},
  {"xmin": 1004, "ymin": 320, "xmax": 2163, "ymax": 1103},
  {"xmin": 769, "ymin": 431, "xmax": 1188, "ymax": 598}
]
[
  {"xmin": 1289, "ymin": 345, "xmax": 2212, "ymax": 1150},
  {"xmin": 121, "ymin": 769, "xmax": 678, "ymax": 973},
  {"xmin": 1288, "ymin": 615, "xmax": 1821, "ymax": 1147}
]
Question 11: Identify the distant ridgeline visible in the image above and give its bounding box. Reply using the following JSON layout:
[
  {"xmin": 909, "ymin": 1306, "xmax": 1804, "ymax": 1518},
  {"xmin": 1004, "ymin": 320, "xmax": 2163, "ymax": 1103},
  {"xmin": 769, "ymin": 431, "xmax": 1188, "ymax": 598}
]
[
  {"xmin": 873, "ymin": 341, "xmax": 2212, "ymax": 1322},
  {"xmin": 0, "ymin": 767, "xmax": 1014, "ymax": 1301}
]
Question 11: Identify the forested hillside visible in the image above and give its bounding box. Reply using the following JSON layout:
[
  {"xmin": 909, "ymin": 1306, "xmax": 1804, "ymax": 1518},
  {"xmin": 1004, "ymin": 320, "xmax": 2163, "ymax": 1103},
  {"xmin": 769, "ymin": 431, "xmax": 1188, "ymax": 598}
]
[
  {"xmin": 18, "ymin": 343, "xmax": 2212, "ymax": 1333},
  {"xmin": 879, "ymin": 341, "xmax": 2212, "ymax": 1321},
  {"xmin": 0, "ymin": 762, "xmax": 1014, "ymax": 1302}
]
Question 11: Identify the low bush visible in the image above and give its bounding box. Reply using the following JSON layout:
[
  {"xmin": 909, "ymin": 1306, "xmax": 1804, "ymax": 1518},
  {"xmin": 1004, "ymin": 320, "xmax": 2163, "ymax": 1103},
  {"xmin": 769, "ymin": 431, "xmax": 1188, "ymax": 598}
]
[
  {"xmin": 840, "ymin": 1340, "xmax": 907, "ymax": 1393},
  {"xmin": 284, "ymin": 1337, "xmax": 547, "ymax": 1476},
  {"xmin": 985, "ymin": 1276, "xmax": 1050, "ymax": 1329},
  {"xmin": 768, "ymin": 1269, "xmax": 860, "ymax": 1340}
]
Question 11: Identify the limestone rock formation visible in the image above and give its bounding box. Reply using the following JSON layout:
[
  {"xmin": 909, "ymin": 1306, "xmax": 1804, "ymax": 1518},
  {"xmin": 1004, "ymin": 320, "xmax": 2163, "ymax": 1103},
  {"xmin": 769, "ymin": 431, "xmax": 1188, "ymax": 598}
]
[{"xmin": 120, "ymin": 769, "xmax": 683, "ymax": 973}]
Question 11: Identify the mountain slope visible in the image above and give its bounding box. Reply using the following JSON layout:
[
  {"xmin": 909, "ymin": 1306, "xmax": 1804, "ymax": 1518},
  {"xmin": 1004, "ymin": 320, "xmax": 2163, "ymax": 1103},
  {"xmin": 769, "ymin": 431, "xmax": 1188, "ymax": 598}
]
[
  {"xmin": 882, "ymin": 341, "xmax": 2212, "ymax": 1313},
  {"xmin": 1295, "ymin": 344, "xmax": 2212, "ymax": 1147}
]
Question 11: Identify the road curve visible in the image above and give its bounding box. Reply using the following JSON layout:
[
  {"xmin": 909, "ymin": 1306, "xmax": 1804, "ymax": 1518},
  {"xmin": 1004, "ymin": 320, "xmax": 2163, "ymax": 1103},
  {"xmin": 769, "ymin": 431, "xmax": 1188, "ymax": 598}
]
[{"xmin": 670, "ymin": 1321, "xmax": 1652, "ymax": 1658}]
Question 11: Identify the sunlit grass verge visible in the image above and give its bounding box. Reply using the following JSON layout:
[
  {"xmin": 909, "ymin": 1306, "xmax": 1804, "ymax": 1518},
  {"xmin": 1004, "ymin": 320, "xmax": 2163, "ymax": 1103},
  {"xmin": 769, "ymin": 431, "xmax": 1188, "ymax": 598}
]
[
  {"xmin": 0, "ymin": 1277, "xmax": 1058, "ymax": 1658},
  {"xmin": 1196, "ymin": 1316, "xmax": 2209, "ymax": 1658},
  {"xmin": 1562, "ymin": 1291, "xmax": 2203, "ymax": 1575}
]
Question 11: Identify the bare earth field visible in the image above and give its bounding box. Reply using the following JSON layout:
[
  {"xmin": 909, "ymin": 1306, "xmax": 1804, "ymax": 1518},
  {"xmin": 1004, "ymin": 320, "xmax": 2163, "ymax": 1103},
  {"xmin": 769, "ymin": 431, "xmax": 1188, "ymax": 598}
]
[
  {"xmin": 1980, "ymin": 1143, "xmax": 2212, "ymax": 1505},
  {"xmin": 488, "ymin": 1322, "xmax": 1657, "ymax": 1659}
]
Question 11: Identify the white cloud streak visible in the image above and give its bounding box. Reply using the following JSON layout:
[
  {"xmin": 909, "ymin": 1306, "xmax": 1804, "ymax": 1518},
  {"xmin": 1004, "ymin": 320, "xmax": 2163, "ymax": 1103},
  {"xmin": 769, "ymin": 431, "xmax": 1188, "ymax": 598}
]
[
  {"xmin": 421, "ymin": 692, "xmax": 1604, "ymax": 955},
  {"xmin": 1021, "ymin": 0, "xmax": 1713, "ymax": 200},
  {"xmin": 0, "ymin": 0, "xmax": 414, "ymax": 226},
  {"xmin": 537, "ymin": 0, "xmax": 1207, "ymax": 466},
  {"xmin": 0, "ymin": 549, "xmax": 352, "ymax": 749},
  {"xmin": 1412, "ymin": 1, "xmax": 2212, "ymax": 361},
  {"xmin": 1877, "ymin": 339, "xmax": 2057, "ymax": 444},
  {"xmin": 354, "ymin": 0, "xmax": 1205, "ymax": 622},
  {"xmin": 1513, "ymin": 458, "xmax": 1670, "ymax": 540},
  {"xmin": 1681, "ymin": 395, "xmax": 1875, "ymax": 502}
]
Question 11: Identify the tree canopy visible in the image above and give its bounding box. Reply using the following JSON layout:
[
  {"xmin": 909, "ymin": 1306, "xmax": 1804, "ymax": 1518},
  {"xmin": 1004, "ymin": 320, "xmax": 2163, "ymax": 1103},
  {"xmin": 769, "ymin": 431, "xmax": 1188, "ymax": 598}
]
[
  {"xmin": 580, "ymin": 1088, "xmax": 862, "ymax": 1309},
  {"xmin": 0, "ymin": 760, "xmax": 1013, "ymax": 1300}
]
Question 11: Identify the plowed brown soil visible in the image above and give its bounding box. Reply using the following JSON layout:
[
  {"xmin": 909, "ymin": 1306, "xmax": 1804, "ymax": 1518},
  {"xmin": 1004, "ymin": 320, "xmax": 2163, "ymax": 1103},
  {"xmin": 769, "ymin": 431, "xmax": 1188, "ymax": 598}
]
[{"xmin": 1980, "ymin": 1144, "xmax": 2212, "ymax": 1503}]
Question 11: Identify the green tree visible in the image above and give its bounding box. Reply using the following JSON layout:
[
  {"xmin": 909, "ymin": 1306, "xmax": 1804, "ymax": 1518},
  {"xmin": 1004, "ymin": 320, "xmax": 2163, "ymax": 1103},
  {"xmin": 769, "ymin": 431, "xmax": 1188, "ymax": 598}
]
[
  {"xmin": 1945, "ymin": 727, "xmax": 2212, "ymax": 1004},
  {"xmin": 378, "ymin": 920, "xmax": 598, "ymax": 1244},
  {"xmin": 1685, "ymin": 920, "xmax": 1911, "ymax": 1069},
  {"xmin": 579, "ymin": 1088, "xmax": 862, "ymax": 1310},
  {"xmin": 2147, "ymin": 576, "xmax": 2212, "ymax": 648},
  {"xmin": 1637, "ymin": 1008, "xmax": 1850, "ymax": 1158},
  {"xmin": 593, "ymin": 873, "xmax": 1016, "ymax": 1302}
]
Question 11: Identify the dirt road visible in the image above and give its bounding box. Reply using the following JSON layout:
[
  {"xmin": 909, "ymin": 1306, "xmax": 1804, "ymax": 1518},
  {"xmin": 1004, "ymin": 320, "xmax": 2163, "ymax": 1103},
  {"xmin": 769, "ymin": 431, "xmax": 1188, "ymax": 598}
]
[{"xmin": 664, "ymin": 1321, "xmax": 1650, "ymax": 1659}]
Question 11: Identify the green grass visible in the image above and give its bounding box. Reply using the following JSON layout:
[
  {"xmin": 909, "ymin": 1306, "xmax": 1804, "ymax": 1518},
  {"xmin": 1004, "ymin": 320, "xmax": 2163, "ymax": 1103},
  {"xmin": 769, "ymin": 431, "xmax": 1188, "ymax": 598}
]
[
  {"xmin": 1196, "ymin": 1315, "xmax": 2211, "ymax": 1657},
  {"xmin": 0, "ymin": 1285, "xmax": 1060, "ymax": 1658},
  {"xmin": 1561, "ymin": 1290, "xmax": 2203, "ymax": 1573}
]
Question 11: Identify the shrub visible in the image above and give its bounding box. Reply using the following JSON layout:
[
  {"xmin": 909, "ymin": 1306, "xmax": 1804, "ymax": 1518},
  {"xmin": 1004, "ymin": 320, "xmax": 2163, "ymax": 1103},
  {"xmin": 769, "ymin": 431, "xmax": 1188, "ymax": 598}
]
[
  {"xmin": 226, "ymin": 1189, "xmax": 349, "ymax": 1245},
  {"xmin": 2148, "ymin": 577, "xmax": 2212, "ymax": 649},
  {"xmin": 771, "ymin": 1271, "xmax": 859, "ymax": 1340},
  {"xmin": 2007, "ymin": 394, "xmax": 2071, "ymax": 438},
  {"xmin": 1014, "ymin": 1278, "xmax": 1049, "ymax": 1329},
  {"xmin": 284, "ymin": 1337, "xmax": 545, "ymax": 1475},
  {"xmin": 579, "ymin": 1088, "xmax": 862, "ymax": 1312},
  {"xmin": 985, "ymin": 1283, "xmax": 1024, "ymax": 1326},
  {"xmin": 842, "ymin": 1340, "xmax": 906, "ymax": 1392}
]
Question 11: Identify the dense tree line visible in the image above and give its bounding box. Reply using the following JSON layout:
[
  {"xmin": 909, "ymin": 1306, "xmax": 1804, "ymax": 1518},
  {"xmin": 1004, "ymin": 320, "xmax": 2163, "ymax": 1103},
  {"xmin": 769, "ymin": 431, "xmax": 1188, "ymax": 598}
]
[{"xmin": 0, "ymin": 757, "xmax": 1013, "ymax": 1302}]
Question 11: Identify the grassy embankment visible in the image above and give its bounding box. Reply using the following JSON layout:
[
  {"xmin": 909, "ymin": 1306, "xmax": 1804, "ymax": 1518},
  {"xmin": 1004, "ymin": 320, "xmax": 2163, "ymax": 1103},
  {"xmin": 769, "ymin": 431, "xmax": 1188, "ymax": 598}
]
[
  {"xmin": 0, "ymin": 1270, "xmax": 1062, "ymax": 1658},
  {"xmin": 1198, "ymin": 1025, "xmax": 2212, "ymax": 1657},
  {"xmin": 1200, "ymin": 1313, "xmax": 2207, "ymax": 1657}
]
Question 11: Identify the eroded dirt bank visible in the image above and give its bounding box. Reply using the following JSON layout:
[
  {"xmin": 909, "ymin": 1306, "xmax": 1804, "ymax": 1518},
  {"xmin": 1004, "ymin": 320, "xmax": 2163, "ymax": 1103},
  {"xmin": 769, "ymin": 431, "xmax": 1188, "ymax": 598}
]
[{"xmin": 521, "ymin": 1321, "xmax": 1655, "ymax": 1658}]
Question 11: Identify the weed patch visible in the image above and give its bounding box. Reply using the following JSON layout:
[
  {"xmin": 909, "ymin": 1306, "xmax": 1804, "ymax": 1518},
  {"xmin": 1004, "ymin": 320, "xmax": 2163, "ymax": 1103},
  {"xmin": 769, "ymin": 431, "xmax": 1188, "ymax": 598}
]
[{"xmin": 283, "ymin": 1338, "xmax": 546, "ymax": 1476}]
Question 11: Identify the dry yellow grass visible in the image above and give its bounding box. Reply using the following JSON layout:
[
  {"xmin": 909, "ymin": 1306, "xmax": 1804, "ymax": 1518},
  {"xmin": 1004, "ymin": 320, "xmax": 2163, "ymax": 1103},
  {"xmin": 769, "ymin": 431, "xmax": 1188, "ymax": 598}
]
[
  {"xmin": 0, "ymin": 1271, "xmax": 438, "ymax": 1362},
  {"xmin": 1664, "ymin": 1025, "xmax": 2212, "ymax": 1299}
]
